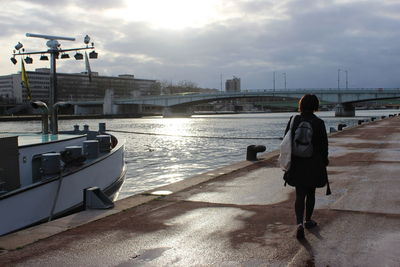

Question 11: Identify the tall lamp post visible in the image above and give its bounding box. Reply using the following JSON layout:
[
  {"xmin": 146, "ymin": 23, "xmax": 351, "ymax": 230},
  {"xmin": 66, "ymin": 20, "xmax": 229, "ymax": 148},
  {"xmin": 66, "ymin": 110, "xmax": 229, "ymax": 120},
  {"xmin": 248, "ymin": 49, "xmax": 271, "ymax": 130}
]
[
  {"xmin": 283, "ymin": 72, "xmax": 287, "ymax": 90},
  {"xmin": 220, "ymin": 73, "xmax": 223, "ymax": 92},
  {"xmin": 273, "ymin": 71, "xmax": 276, "ymax": 92},
  {"xmin": 10, "ymin": 33, "xmax": 97, "ymax": 134},
  {"xmin": 345, "ymin": 70, "xmax": 348, "ymax": 89},
  {"xmin": 337, "ymin": 69, "xmax": 341, "ymax": 90}
]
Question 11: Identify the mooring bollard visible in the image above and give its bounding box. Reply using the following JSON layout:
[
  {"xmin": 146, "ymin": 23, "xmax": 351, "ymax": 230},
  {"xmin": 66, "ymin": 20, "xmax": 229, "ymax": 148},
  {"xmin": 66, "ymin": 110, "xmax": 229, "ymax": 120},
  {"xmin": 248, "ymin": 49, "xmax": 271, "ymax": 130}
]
[
  {"xmin": 358, "ymin": 120, "xmax": 364, "ymax": 125},
  {"xmin": 73, "ymin": 125, "xmax": 79, "ymax": 133},
  {"xmin": 371, "ymin": 117, "xmax": 376, "ymax": 121},
  {"xmin": 338, "ymin": 124, "xmax": 347, "ymax": 131},
  {"xmin": 98, "ymin": 122, "xmax": 106, "ymax": 133},
  {"xmin": 246, "ymin": 145, "xmax": 266, "ymax": 161}
]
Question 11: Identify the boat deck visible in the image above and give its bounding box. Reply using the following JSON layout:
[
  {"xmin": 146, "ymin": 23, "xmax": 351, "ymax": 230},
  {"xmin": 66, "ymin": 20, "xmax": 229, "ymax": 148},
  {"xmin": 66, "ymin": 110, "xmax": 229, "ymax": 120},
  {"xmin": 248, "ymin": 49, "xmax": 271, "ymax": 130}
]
[{"xmin": 0, "ymin": 133, "xmax": 86, "ymax": 147}]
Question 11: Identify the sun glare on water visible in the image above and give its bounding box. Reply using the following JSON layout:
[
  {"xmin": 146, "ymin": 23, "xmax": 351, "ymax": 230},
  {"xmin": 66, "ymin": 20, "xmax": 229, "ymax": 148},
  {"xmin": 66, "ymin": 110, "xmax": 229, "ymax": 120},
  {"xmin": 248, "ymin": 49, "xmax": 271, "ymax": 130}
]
[
  {"xmin": 106, "ymin": 0, "xmax": 226, "ymax": 30},
  {"xmin": 158, "ymin": 118, "xmax": 193, "ymax": 137}
]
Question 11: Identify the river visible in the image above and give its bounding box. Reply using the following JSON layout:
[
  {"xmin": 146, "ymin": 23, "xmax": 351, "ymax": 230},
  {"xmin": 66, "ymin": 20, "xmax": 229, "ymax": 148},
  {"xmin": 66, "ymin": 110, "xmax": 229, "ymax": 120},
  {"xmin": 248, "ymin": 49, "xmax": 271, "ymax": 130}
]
[{"xmin": 1, "ymin": 109, "xmax": 398, "ymax": 199}]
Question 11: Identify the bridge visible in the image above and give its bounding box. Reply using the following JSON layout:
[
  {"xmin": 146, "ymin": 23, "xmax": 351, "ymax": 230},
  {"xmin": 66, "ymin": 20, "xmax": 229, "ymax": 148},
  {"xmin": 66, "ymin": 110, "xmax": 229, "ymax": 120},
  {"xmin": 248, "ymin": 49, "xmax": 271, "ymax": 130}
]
[{"xmin": 71, "ymin": 88, "xmax": 400, "ymax": 117}]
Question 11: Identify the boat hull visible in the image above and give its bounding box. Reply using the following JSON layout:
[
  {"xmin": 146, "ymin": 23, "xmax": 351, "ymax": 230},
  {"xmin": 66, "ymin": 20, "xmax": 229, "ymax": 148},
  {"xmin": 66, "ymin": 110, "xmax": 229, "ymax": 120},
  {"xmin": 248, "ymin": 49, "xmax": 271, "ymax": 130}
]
[{"xmin": 0, "ymin": 142, "xmax": 126, "ymax": 236}]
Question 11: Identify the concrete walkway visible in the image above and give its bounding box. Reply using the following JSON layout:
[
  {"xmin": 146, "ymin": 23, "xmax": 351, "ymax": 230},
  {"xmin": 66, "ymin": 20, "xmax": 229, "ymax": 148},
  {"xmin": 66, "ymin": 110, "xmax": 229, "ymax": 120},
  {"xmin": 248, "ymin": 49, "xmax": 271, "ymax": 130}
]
[{"xmin": 0, "ymin": 116, "xmax": 400, "ymax": 266}]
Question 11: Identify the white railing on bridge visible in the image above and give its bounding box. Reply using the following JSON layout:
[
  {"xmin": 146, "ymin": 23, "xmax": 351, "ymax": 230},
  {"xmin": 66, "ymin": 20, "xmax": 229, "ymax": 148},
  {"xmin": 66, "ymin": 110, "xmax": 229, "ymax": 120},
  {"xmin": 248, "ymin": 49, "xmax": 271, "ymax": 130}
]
[{"xmin": 243, "ymin": 88, "xmax": 400, "ymax": 92}]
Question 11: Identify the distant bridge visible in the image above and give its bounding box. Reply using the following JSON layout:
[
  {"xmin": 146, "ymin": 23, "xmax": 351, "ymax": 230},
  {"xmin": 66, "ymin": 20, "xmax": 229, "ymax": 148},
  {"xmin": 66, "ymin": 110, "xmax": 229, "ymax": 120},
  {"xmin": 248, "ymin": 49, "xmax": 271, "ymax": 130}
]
[
  {"xmin": 70, "ymin": 88, "xmax": 400, "ymax": 117},
  {"xmin": 114, "ymin": 88, "xmax": 400, "ymax": 106}
]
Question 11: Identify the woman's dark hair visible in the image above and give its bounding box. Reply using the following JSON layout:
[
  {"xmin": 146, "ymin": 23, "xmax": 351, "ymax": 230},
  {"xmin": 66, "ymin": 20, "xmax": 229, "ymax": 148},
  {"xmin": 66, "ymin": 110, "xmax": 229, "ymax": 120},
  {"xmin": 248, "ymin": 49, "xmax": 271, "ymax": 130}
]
[{"xmin": 298, "ymin": 94, "xmax": 319, "ymax": 113}]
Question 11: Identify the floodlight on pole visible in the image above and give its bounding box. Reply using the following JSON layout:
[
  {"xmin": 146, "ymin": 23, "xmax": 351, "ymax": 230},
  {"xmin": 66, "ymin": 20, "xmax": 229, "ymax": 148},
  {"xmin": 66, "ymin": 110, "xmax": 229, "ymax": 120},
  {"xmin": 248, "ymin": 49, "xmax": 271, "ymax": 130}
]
[
  {"xmin": 24, "ymin": 56, "xmax": 33, "ymax": 64},
  {"xmin": 89, "ymin": 50, "xmax": 98, "ymax": 59},
  {"xmin": 74, "ymin": 52, "xmax": 83, "ymax": 60},
  {"xmin": 11, "ymin": 33, "xmax": 97, "ymax": 134},
  {"xmin": 15, "ymin": 42, "xmax": 23, "ymax": 50},
  {"xmin": 40, "ymin": 54, "xmax": 49, "ymax": 61}
]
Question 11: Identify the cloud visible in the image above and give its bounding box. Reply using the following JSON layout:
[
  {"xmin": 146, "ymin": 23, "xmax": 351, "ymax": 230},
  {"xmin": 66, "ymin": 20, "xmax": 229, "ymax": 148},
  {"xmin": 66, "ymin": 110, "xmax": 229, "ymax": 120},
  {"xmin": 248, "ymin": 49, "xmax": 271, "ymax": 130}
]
[
  {"xmin": 16, "ymin": 0, "xmax": 125, "ymax": 9},
  {"xmin": 1, "ymin": 0, "xmax": 400, "ymax": 89}
]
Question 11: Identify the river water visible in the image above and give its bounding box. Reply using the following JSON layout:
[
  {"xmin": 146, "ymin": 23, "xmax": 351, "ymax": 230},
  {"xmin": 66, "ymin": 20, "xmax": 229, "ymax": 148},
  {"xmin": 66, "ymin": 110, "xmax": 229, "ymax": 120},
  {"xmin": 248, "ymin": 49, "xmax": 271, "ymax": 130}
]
[{"xmin": 1, "ymin": 109, "xmax": 398, "ymax": 199}]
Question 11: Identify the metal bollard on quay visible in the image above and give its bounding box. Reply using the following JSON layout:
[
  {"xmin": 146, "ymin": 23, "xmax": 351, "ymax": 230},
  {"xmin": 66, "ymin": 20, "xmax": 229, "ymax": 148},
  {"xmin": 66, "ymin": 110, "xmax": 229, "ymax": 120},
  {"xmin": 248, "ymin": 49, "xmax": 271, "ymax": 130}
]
[
  {"xmin": 338, "ymin": 124, "xmax": 347, "ymax": 131},
  {"xmin": 246, "ymin": 145, "xmax": 266, "ymax": 161}
]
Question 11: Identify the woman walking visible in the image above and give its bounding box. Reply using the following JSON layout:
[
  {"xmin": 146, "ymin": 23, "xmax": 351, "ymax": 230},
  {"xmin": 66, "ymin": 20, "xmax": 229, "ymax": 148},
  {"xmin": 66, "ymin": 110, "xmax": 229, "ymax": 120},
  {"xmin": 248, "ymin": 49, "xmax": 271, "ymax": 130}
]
[{"xmin": 283, "ymin": 94, "xmax": 329, "ymax": 239}]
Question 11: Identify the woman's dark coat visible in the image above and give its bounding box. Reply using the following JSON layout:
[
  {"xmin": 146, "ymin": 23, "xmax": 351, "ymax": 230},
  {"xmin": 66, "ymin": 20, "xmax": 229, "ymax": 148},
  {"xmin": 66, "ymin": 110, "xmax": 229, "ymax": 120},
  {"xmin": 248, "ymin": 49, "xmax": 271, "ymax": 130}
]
[{"xmin": 283, "ymin": 113, "xmax": 329, "ymax": 188}]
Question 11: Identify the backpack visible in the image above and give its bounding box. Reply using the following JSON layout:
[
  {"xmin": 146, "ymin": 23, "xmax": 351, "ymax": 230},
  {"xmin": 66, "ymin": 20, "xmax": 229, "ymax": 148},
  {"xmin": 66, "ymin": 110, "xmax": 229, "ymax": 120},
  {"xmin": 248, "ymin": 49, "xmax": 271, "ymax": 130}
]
[{"xmin": 292, "ymin": 118, "xmax": 314, "ymax": 158}]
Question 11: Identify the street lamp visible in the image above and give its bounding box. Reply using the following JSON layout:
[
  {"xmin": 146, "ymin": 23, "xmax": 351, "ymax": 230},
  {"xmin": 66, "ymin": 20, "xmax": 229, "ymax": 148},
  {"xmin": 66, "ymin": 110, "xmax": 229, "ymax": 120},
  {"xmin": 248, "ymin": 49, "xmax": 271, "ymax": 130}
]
[
  {"xmin": 345, "ymin": 70, "xmax": 348, "ymax": 89},
  {"xmin": 283, "ymin": 72, "xmax": 287, "ymax": 90},
  {"xmin": 337, "ymin": 69, "xmax": 341, "ymax": 90},
  {"xmin": 11, "ymin": 33, "xmax": 97, "ymax": 134},
  {"xmin": 220, "ymin": 74, "xmax": 223, "ymax": 92},
  {"xmin": 273, "ymin": 71, "xmax": 276, "ymax": 92}
]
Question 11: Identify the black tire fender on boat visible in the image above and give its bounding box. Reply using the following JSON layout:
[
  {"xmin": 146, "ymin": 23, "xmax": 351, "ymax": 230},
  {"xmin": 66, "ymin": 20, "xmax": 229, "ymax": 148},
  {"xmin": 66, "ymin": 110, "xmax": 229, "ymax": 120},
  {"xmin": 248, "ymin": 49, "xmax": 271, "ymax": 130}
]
[{"xmin": 110, "ymin": 135, "xmax": 118, "ymax": 148}]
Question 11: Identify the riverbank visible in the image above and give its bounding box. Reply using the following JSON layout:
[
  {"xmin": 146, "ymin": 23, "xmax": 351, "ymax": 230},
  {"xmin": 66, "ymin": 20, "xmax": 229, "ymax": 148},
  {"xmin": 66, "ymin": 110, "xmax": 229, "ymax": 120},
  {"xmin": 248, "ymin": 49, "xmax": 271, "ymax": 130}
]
[
  {"xmin": 0, "ymin": 111, "xmax": 276, "ymax": 121},
  {"xmin": 0, "ymin": 114, "xmax": 143, "ymax": 121},
  {"xmin": 0, "ymin": 112, "xmax": 275, "ymax": 121},
  {"xmin": 0, "ymin": 115, "xmax": 399, "ymax": 266}
]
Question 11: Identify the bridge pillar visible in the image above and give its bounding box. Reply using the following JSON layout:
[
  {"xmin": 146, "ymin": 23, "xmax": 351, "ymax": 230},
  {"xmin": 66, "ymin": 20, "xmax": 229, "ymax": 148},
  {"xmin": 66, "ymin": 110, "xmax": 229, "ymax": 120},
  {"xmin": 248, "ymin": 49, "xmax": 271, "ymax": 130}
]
[
  {"xmin": 163, "ymin": 106, "xmax": 193, "ymax": 118},
  {"xmin": 104, "ymin": 89, "xmax": 142, "ymax": 115},
  {"xmin": 103, "ymin": 89, "xmax": 115, "ymax": 115},
  {"xmin": 335, "ymin": 103, "xmax": 355, "ymax": 117}
]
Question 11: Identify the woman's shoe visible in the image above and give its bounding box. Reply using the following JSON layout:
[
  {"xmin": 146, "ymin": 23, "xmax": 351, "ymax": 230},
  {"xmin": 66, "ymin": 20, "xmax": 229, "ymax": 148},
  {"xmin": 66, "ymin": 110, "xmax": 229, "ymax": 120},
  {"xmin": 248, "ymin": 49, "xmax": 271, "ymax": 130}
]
[
  {"xmin": 305, "ymin": 220, "xmax": 317, "ymax": 229},
  {"xmin": 296, "ymin": 224, "xmax": 304, "ymax": 239}
]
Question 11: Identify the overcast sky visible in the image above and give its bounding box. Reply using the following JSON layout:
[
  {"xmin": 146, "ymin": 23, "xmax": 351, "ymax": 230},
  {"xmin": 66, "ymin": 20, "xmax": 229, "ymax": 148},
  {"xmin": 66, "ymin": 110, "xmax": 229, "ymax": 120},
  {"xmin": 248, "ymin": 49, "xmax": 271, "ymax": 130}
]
[{"xmin": 1, "ymin": 0, "xmax": 399, "ymax": 90}]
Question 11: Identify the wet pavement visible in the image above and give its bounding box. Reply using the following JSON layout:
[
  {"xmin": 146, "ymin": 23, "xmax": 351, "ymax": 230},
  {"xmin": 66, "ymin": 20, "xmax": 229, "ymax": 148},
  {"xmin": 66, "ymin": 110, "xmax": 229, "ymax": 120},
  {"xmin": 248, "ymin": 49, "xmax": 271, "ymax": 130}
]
[{"xmin": 1, "ymin": 116, "xmax": 400, "ymax": 266}]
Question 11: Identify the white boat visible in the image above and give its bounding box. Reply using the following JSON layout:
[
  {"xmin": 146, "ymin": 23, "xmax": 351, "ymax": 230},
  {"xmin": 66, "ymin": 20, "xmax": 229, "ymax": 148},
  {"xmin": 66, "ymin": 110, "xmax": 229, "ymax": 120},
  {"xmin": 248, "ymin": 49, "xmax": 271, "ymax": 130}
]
[
  {"xmin": 0, "ymin": 124, "xmax": 126, "ymax": 236},
  {"xmin": 1, "ymin": 33, "xmax": 126, "ymax": 236}
]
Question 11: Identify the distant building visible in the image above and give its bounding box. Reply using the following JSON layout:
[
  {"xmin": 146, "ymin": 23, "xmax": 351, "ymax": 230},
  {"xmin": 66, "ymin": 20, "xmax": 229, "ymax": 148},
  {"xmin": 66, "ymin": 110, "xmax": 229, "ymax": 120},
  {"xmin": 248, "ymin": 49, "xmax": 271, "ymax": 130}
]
[
  {"xmin": 0, "ymin": 74, "xmax": 18, "ymax": 102},
  {"xmin": 225, "ymin": 76, "xmax": 241, "ymax": 92},
  {"xmin": 0, "ymin": 68, "xmax": 157, "ymax": 104}
]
